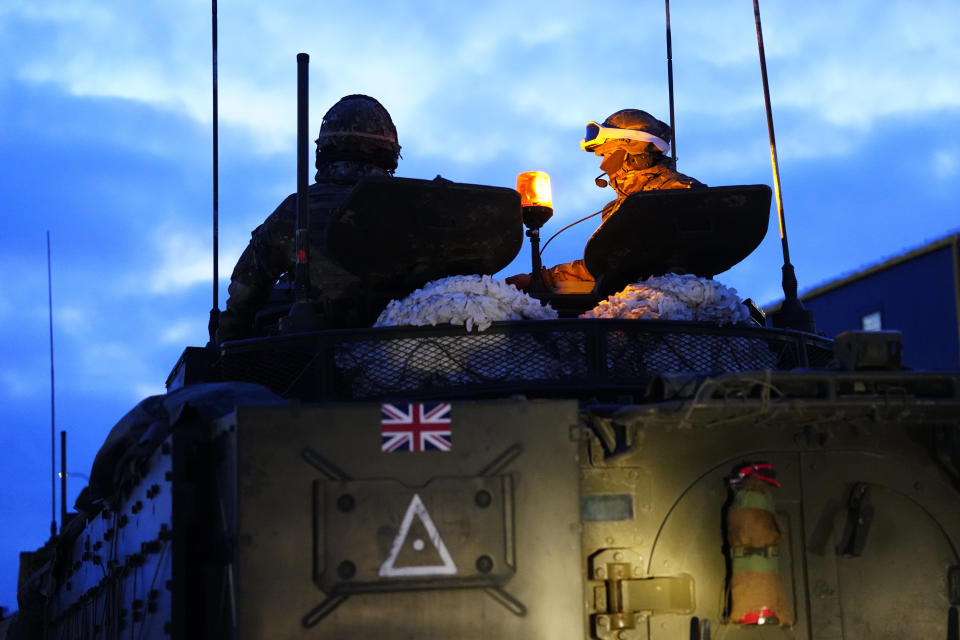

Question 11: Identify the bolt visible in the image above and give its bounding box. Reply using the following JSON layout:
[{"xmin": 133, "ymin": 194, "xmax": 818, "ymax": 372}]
[
  {"xmin": 613, "ymin": 551, "xmax": 623, "ymax": 561},
  {"xmin": 337, "ymin": 561, "xmax": 356, "ymax": 580},
  {"xmin": 336, "ymin": 494, "xmax": 355, "ymax": 513},
  {"xmin": 476, "ymin": 555, "xmax": 494, "ymax": 573},
  {"xmin": 597, "ymin": 615, "xmax": 609, "ymax": 627},
  {"xmin": 595, "ymin": 567, "xmax": 606, "ymax": 579},
  {"xmin": 474, "ymin": 490, "xmax": 492, "ymax": 508}
]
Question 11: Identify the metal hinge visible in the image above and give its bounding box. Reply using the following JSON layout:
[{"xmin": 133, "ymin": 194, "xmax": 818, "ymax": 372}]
[{"xmin": 589, "ymin": 549, "xmax": 695, "ymax": 640}]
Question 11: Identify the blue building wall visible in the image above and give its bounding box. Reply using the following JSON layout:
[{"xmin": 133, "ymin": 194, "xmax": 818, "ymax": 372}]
[{"xmin": 799, "ymin": 245, "xmax": 960, "ymax": 370}]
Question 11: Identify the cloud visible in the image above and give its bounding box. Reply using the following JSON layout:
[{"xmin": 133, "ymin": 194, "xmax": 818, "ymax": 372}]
[
  {"xmin": 160, "ymin": 319, "xmax": 205, "ymax": 345},
  {"xmin": 145, "ymin": 229, "xmax": 212, "ymax": 294},
  {"xmin": 8, "ymin": 0, "xmax": 957, "ymax": 172},
  {"xmin": 0, "ymin": 368, "xmax": 45, "ymax": 399},
  {"xmin": 55, "ymin": 306, "xmax": 92, "ymax": 336},
  {"xmin": 142, "ymin": 226, "xmax": 245, "ymax": 296},
  {"xmin": 933, "ymin": 149, "xmax": 958, "ymax": 181}
]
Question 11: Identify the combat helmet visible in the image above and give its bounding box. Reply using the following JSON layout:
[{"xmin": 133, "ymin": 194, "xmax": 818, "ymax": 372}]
[{"xmin": 315, "ymin": 94, "xmax": 401, "ymax": 174}]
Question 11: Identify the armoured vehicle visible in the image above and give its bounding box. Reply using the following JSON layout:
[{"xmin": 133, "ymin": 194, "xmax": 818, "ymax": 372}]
[
  {"xmin": 7, "ymin": 50, "xmax": 960, "ymax": 640},
  {"xmin": 10, "ymin": 181, "xmax": 960, "ymax": 640}
]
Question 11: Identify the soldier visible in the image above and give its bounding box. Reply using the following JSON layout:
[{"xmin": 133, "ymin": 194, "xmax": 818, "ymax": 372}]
[
  {"xmin": 217, "ymin": 94, "xmax": 402, "ymax": 341},
  {"xmin": 509, "ymin": 109, "xmax": 705, "ymax": 290}
]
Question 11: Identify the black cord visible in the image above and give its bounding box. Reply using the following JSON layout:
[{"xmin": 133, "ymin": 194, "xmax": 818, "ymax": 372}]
[{"xmin": 539, "ymin": 209, "xmax": 603, "ymax": 257}]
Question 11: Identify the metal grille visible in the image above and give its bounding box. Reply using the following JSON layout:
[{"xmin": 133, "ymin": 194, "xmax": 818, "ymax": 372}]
[
  {"xmin": 334, "ymin": 329, "xmax": 589, "ymax": 398},
  {"xmin": 605, "ymin": 332, "xmax": 779, "ymax": 378},
  {"xmin": 219, "ymin": 320, "xmax": 833, "ymax": 401}
]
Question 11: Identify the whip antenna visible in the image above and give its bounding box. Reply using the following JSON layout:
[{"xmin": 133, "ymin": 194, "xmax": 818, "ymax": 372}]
[
  {"xmin": 208, "ymin": 0, "xmax": 220, "ymax": 341},
  {"xmin": 60, "ymin": 430, "xmax": 67, "ymax": 532},
  {"xmin": 46, "ymin": 231, "xmax": 57, "ymax": 537},
  {"xmin": 665, "ymin": 0, "xmax": 677, "ymax": 162},
  {"xmin": 752, "ymin": 0, "xmax": 814, "ymax": 331}
]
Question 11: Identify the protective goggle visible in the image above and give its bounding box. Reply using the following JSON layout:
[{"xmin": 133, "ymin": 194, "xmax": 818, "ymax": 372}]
[{"xmin": 580, "ymin": 121, "xmax": 670, "ymax": 154}]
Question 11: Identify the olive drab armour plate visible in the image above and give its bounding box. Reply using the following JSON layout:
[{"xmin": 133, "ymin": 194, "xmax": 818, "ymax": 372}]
[
  {"xmin": 327, "ymin": 176, "xmax": 523, "ymax": 287},
  {"xmin": 233, "ymin": 400, "xmax": 583, "ymax": 640},
  {"xmin": 579, "ymin": 371, "xmax": 960, "ymax": 639},
  {"xmin": 583, "ymin": 185, "xmax": 771, "ymax": 295}
]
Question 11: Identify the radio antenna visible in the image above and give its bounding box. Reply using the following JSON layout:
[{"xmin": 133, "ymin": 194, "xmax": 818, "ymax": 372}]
[
  {"xmin": 46, "ymin": 231, "xmax": 57, "ymax": 537},
  {"xmin": 208, "ymin": 0, "xmax": 220, "ymax": 342},
  {"xmin": 752, "ymin": 0, "xmax": 814, "ymax": 331},
  {"xmin": 665, "ymin": 0, "xmax": 677, "ymax": 162},
  {"xmin": 60, "ymin": 430, "xmax": 67, "ymax": 531}
]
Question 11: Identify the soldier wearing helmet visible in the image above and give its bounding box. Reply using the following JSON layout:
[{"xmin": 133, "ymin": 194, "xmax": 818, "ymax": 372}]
[
  {"xmin": 509, "ymin": 109, "xmax": 704, "ymax": 290},
  {"xmin": 217, "ymin": 94, "xmax": 401, "ymax": 341},
  {"xmin": 584, "ymin": 109, "xmax": 703, "ymax": 208}
]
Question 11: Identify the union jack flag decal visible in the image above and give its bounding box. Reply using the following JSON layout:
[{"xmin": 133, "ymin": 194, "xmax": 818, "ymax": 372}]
[{"xmin": 381, "ymin": 403, "xmax": 452, "ymax": 452}]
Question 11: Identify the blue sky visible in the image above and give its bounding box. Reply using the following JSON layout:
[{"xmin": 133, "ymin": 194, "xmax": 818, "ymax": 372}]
[{"xmin": 1, "ymin": 0, "xmax": 959, "ymax": 610}]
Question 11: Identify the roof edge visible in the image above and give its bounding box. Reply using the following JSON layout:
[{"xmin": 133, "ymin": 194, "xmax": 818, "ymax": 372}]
[{"xmin": 765, "ymin": 230, "xmax": 960, "ymax": 312}]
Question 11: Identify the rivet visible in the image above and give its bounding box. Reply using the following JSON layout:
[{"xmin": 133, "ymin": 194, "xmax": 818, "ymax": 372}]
[
  {"xmin": 474, "ymin": 490, "xmax": 492, "ymax": 508},
  {"xmin": 476, "ymin": 555, "xmax": 494, "ymax": 573},
  {"xmin": 336, "ymin": 494, "xmax": 355, "ymax": 513},
  {"xmin": 337, "ymin": 561, "xmax": 356, "ymax": 580}
]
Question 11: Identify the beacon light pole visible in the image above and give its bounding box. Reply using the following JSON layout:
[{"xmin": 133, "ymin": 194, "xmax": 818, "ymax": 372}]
[{"xmin": 516, "ymin": 171, "xmax": 554, "ymax": 295}]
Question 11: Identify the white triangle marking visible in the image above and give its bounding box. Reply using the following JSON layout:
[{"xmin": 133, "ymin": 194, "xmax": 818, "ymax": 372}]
[{"xmin": 379, "ymin": 493, "xmax": 458, "ymax": 577}]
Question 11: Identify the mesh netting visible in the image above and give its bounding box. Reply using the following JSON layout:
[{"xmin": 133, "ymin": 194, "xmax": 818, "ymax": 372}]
[
  {"xmin": 605, "ymin": 332, "xmax": 778, "ymax": 379},
  {"xmin": 219, "ymin": 320, "xmax": 833, "ymax": 401},
  {"xmin": 334, "ymin": 330, "xmax": 589, "ymax": 397}
]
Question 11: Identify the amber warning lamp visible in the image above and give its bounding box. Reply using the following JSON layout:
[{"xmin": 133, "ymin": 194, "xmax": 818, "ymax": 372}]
[
  {"xmin": 516, "ymin": 171, "xmax": 554, "ymax": 293},
  {"xmin": 517, "ymin": 171, "xmax": 554, "ymax": 227}
]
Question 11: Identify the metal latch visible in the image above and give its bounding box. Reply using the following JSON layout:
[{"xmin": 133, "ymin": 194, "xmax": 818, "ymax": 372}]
[
  {"xmin": 589, "ymin": 549, "xmax": 695, "ymax": 640},
  {"xmin": 836, "ymin": 482, "xmax": 874, "ymax": 557}
]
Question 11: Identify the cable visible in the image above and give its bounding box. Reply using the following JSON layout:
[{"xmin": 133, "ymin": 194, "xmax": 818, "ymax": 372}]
[{"xmin": 539, "ymin": 209, "xmax": 603, "ymax": 257}]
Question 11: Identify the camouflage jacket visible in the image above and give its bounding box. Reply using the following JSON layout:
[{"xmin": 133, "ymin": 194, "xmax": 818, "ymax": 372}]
[{"xmin": 219, "ymin": 163, "xmax": 389, "ymax": 340}]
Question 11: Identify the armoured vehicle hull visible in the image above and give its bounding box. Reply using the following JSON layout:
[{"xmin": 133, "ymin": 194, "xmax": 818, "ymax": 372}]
[{"xmin": 11, "ymin": 320, "xmax": 960, "ymax": 640}]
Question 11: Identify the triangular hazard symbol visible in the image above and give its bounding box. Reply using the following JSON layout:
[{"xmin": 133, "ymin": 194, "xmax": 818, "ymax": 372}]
[{"xmin": 379, "ymin": 493, "xmax": 458, "ymax": 577}]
